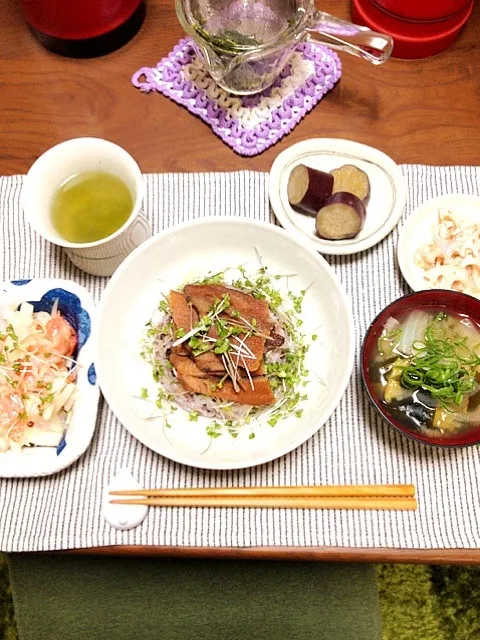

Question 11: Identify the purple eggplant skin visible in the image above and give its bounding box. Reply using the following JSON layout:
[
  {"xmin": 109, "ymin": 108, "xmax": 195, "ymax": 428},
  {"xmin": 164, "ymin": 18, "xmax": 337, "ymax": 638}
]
[
  {"xmin": 287, "ymin": 165, "xmax": 334, "ymax": 217},
  {"xmin": 315, "ymin": 191, "xmax": 366, "ymax": 241}
]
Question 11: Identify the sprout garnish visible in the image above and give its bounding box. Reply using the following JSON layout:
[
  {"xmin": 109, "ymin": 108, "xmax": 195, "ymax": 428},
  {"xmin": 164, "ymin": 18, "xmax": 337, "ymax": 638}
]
[{"xmin": 139, "ymin": 264, "xmax": 316, "ymax": 440}]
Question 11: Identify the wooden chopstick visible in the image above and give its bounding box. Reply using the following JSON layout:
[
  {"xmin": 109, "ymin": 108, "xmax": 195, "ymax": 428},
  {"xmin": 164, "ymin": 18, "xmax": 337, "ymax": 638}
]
[
  {"xmin": 109, "ymin": 496, "xmax": 417, "ymax": 510},
  {"xmin": 109, "ymin": 485, "xmax": 417, "ymax": 511},
  {"xmin": 110, "ymin": 484, "xmax": 415, "ymax": 498}
]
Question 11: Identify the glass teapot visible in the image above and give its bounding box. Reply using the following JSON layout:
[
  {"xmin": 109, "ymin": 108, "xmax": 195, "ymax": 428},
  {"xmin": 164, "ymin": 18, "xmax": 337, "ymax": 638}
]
[{"xmin": 176, "ymin": 0, "xmax": 393, "ymax": 95}]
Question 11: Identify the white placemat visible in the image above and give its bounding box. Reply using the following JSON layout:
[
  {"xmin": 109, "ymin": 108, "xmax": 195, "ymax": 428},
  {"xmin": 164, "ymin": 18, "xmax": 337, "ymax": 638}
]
[{"xmin": 1, "ymin": 167, "xmax": 480, "ymax": 552}]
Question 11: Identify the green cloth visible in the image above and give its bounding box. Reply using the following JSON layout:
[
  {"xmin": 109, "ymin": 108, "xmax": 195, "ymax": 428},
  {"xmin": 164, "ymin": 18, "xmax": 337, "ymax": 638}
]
[{"xmin": 7, "ymin": 554, "xmax": 381, "ymax": 640}]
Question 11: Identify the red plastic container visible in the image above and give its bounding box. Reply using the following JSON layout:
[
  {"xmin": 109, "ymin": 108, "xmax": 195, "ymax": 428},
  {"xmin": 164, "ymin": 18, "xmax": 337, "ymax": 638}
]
[
  {"xmin": 18, "ymin": 0, "xmax": 146, "ymax": 57},
  {"xmin": 372, "ymin": 0, "xmax": 471, "ymax": 23},
  {"xmin": 352, "ymin": 0, "xmax": 473, "ymax": 58}
]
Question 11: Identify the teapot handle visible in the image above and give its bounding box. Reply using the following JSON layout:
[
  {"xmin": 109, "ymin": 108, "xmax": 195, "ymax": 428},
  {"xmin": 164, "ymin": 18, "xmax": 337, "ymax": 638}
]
[{"xmin": 306, "ymin": 11, "xmax": 393, "ymax": 65}]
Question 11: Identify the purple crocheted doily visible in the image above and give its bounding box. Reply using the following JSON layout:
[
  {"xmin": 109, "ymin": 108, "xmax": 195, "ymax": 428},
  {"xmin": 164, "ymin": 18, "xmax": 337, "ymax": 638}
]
[{"xmin": 132, "ymin": 38, "xmax": 342, "ymax": 157}]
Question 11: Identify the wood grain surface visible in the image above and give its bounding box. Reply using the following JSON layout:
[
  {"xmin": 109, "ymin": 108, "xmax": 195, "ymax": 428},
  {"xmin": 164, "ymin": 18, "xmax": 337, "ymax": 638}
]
[
  {"xmin": 75, "ymin": 545, "xmax": 480, "ymax": 566},
  {"xmin": 1, "ymin": 0, "xmax": 480, "ymax": 176},
  {"xmin": 3, "ymin": 0, "xmax": 480, "ymax": 562}
]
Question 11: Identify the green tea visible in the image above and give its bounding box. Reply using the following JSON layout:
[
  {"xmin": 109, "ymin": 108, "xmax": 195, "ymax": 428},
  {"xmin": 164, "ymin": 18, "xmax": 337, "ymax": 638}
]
[{"xmin": 51, "ymin": 170, "xmax": 133, "ymax": 243}]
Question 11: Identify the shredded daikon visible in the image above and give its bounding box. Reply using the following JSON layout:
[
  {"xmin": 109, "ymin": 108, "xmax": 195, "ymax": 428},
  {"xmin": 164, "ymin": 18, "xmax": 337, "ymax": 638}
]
[{"xmin": 0, "ymin": 301, "xmax": 78, "ymax": 453}]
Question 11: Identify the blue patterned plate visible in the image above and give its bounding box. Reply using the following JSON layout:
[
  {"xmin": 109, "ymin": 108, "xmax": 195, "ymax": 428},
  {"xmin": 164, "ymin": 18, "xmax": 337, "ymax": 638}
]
[{"xmin": 0, "ymin": 279, "xmax": 99, "ymax": 477}]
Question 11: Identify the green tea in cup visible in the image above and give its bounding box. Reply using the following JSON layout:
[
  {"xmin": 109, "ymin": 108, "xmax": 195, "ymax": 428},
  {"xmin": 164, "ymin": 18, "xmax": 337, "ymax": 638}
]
[
  {"xmin": 51, "ymin": 170, "xmax": 133, "ymax": 243},
  {"xmin": 23, "ymin": 137, "xmax": 150, "ymax": 276}
]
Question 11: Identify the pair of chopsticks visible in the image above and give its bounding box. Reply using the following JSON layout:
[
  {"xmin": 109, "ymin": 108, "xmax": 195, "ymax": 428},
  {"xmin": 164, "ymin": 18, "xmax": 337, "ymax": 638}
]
[{"xmin": 109, "ymin": 484, "xmax": 417, "ymax": 511}]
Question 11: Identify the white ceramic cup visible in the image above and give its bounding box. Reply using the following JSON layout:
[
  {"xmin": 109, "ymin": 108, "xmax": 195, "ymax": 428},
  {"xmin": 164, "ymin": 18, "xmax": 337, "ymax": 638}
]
[{"xmin": 22, "ymin": 137, "xmax": 151, "ymax": 277}]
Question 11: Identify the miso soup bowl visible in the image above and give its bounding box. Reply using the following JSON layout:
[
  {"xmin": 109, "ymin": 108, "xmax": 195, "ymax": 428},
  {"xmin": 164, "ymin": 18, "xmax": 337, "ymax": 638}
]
[{"xmin": 361, "ymin": 289, "xmax": 480, "ymax": 448}]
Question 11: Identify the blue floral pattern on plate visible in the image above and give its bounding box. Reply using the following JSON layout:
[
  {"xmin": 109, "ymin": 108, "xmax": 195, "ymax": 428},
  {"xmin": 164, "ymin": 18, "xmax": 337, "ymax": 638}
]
[
  {"xmin": 88, "ymin": 363, "xmax": 97, "ymax": 385},
  {"xmin": 11, "ymin": 279, "xmax": 32, "ymax": 286},
  {"xmin": 27, "ymin": 288, "xmax": 91, "ymax": 353}
]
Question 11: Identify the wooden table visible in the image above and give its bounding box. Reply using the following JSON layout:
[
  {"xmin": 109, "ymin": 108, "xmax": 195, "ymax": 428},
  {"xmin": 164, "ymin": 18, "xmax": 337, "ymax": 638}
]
[
  {"xmin": 2, "ymin": 0, "xmax": 480, "ymax": 564},
  {"xmin": 2, "ymin": 0, "xmax": 480, "ymax": 175}
]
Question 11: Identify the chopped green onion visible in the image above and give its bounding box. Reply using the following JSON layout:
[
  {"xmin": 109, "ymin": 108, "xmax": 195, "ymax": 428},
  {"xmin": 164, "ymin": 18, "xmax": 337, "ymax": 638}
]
[{"xmin": 400, "ymin": 315, "xmax": 480, "ymax": 407}]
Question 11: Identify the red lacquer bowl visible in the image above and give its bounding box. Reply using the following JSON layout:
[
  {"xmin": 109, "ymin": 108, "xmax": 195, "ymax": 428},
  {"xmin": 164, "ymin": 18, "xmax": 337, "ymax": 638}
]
[
  {"xmin": 361, "ymin": 289, "xmax": 480, "ymax": 448},
  {"xmin": 351, "ymin": 0, "xmax": 473, "ymax": 59},
  {"xmin": 371, "ymin": 0, "xmax": 471, "ymax": 23}
]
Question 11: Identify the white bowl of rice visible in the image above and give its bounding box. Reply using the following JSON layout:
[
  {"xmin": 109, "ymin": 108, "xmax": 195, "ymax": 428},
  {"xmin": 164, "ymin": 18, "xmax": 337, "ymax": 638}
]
[{"xmin": 96, "ymin": 217, "xmax": 354, "ymax": 469}]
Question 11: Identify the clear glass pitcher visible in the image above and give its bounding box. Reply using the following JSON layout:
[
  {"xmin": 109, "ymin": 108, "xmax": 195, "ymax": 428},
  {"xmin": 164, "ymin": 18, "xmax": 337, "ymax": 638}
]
[{"xmin": 175, "ymin": 0, "xmax": 393, "ymax": 95}]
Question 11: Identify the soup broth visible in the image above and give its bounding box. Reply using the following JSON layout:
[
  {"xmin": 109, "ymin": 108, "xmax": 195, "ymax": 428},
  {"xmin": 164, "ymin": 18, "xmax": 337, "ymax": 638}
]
[
  {"xmin": 370, "ymin": 307, "xmax": 480, "ymax": 436},
  {"xmin": 51, "ymin": 170, "xmax": 133, "ymax": 243}
]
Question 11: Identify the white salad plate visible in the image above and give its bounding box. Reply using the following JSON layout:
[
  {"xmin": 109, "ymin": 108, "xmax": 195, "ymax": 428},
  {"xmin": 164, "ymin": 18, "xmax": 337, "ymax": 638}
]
[
  {"xmin": 96, "ymin": 218, "xmax": 355, "ymax": 470},
  {"xmin": 397, "ymin": 194, "xmax": 480, "ymax": 297},
  {"xmin": 269, "ymin": 138, "xmax": 406, "ymax": 255},
  {"xmin": 0, "ymin": 279, "xmax": 99, "ymax": 478}
]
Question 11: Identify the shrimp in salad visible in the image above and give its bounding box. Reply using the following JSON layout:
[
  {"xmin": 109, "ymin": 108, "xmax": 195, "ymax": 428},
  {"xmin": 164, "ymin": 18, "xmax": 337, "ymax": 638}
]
[{"xmin": 0, "ymin": 301, "xmax": 78, "ymax": 453}]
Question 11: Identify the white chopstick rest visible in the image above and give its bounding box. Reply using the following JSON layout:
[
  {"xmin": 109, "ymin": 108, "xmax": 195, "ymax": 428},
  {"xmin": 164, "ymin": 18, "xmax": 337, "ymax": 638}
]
[{"xmin": 103, "ymin": 468, "xmax": 148, "ymax": 530}]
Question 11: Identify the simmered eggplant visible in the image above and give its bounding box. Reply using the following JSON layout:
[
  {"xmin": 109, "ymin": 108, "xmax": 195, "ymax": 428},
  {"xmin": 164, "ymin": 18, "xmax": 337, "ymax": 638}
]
[
  {"xmin": 315, "ymin": 192, "xmax": 366, "ymax": 240},
  {"xmin": 330, "ymin": 164, "xmax": 371, "ymax": 203},
  {"xmin": 287, "ymin": 164, "xmax": 334, "ymax": 216}
]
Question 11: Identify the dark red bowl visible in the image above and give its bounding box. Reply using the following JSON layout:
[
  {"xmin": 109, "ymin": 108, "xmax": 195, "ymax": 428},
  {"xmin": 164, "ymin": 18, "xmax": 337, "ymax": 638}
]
[{"xmin": 361, "ymin": 289, "xmax": 480, "ymax": 447}]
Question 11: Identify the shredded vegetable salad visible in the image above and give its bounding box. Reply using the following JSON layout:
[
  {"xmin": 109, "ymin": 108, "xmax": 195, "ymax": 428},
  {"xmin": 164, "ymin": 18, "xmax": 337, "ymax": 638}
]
[
  {"xmin": 139, "ymin": 264, "xmax": 314, "ymax": 439},
  {"xmin": 0, "ymin": 300, "xmax": 78, "ymax": 453}
]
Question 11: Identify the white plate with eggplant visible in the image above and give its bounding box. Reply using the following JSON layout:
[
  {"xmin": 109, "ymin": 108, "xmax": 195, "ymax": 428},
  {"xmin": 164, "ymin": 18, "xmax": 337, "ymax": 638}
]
[{"xmin": 269, "ymin": 138, "xmax": 406, "ymax": 255}]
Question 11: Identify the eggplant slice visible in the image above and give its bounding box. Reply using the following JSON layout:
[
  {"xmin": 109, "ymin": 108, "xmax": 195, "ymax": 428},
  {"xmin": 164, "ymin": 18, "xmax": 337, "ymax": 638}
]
[
  {"xmin": 330, "ymin": 164, "xmax": 371, "ymax": 204},
  {"xmin": 287, "ymin": 164, "xmax": 334, "ymax": 216},
  {"xmin": 315, "ymin": 192, "xmax": 366, "ymax": 241}
]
